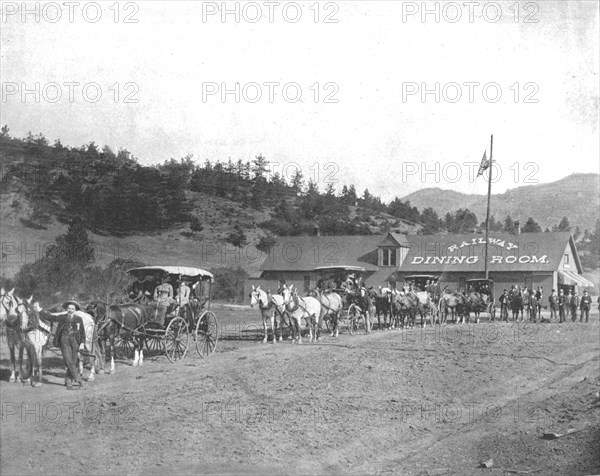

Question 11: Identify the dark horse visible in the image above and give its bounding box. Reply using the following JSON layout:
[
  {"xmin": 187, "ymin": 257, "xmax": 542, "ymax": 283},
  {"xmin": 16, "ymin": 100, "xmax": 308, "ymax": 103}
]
[{"xmin": 86, "ymin": 301, "xmax": 148, "ymax": 372}]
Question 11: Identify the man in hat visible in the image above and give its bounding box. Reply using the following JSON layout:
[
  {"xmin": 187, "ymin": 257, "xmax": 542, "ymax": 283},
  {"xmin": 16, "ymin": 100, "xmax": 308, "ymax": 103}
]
[
  {"xmin": 570, "ymin": 290, "xmax": 580, "ymax": 322},
  {"xmin": 549, "ymin": 289, "xmax": 558, "ymax": 320},
  {"xmin": 33, "ymin": 300, "xmax": 86, "ymax": 389},
  {"xmin": 558, "ymin": 289, "xmax": 567, "ymax": 323},
  {"xmin": 580, "ymin": 290, "xmax": 592, "ymax": 323},
  {"xmin": 175, "ymin": 279, "xmax": 191, "ymax": 308},
  {"xmin": 152, "ymin": 275, "xmax": 174, "ymax": 326},
  {"xmin": 499, "ymin": 290, "xmax": 509, "ymax": 321}
]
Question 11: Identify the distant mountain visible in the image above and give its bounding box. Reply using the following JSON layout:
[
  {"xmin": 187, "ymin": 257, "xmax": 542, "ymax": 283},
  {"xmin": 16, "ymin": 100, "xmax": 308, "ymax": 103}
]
[{"xmin": 402, "ymin": 173, "xmax": 600, "ymax": 232}]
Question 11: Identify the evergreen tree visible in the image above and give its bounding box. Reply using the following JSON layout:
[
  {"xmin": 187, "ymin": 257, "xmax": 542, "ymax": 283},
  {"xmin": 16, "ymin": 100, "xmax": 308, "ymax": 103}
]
[
  {"xmin": 251, "ymin": 155, "xmax": 269, "ymax": 181},
  {"xmin": 421, "ymin": 207, "xmax": 442, "ymax": 234},
  {"xmin": 521, "ymin": 217, "xmax": 542, "ymax": 233},
  {"xmin": 290, "ymin": 168, "xmax": 304, "ymax": 195},
  {"xmin": 558, "ymin": 216, "xmax": 571, "ymax": 232},
  {"xmin": 504, "ymin": 215, "xmax": 516, "ymax": 234}
]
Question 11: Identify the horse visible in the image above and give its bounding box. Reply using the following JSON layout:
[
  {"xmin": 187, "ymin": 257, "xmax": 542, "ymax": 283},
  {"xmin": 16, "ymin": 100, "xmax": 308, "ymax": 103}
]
[
  {"xmin": 308, "ymin": 288, "xmax": 344, "ymax": 338},
  {"xmin": 20, "ymin": 299, "xmax": 53, "ymax": 387},
  {"xmin": 412, "ymin": 291, "xmax": 437, "ymax": 327},
  {"xmin": 465, "ymin": 292, "xmax": 489, "ymax": 324},
  {"xmin": 510, "ymin": 289, "xmax": 524, "ymax": 321},
  {"xmin": 249, "ymin": 286, "xmax": 288, "ymax": 344},
  {"xmin": 280, "ymin": 285, "xmax": 322, "ymax": 343},
  {"xmin": 0, "ymin": 289, "xmax": 50, "ymax": 386},
  {"xmin": 370, "ymin": 287, "xmax": 393, "ymax": 330},
  {"xmin": 75, "ymin": 309, "xmax": 101, "ymax": 380},
  {"xmin": 85, "ymin": 301, "xmax": 148, "ymax": 372},
  {"xmin": 438, "ymin": 289, "xmax": 468, "ymax": 324},
  {"xmin": 391, "ymin": 293, "xmax": 419, "ymax": 328}
]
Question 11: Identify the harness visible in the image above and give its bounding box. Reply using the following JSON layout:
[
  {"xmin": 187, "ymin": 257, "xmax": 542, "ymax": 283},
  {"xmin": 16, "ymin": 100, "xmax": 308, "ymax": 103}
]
[
  {"xmin": 1, "ymin": 293, "xmax": 27, "ymax": 330},
  {"xmin": 259, "ymin": 291, "xmax": 274, "ymax": 311},
  {"xmin": 287, "ymin": 293, "xmax": 314, "ymax": 316}
]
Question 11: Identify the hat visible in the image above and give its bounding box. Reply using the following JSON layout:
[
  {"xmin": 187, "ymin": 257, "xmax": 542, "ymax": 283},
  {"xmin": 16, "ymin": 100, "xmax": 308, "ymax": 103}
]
[{"xmin": 63, "ymin": 300, "xmax": 81, "ymax": 311}]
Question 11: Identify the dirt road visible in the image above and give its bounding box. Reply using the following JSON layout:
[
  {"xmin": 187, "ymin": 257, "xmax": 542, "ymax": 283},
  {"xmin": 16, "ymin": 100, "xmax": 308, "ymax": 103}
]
[{"xmin": 1, "ymin": 306, "xmax": 599, "ymax": 475}]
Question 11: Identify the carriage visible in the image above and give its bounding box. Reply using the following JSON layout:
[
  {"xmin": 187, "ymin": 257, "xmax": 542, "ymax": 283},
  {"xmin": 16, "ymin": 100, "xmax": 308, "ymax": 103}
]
[
  {"xmin": 116, "ymin": 266, "xmax": 219, "ymax": 363},
  {"xmin": 465, "ymin": 278, "xmax": 496, "ymax": 320},
  {"xmin": 313, "ymin": 265, "xmax": 372, "ymax": 334}
]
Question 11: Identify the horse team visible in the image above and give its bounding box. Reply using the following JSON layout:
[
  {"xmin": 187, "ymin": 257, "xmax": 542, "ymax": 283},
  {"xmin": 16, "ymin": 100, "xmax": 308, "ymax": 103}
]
[
  {"xmin": 249, "ymin": 282, "xmax": 558, "ymax": 345},
  {"xmin": 0, "ymin": 287, "xmax": 164, "ymax": 387}
]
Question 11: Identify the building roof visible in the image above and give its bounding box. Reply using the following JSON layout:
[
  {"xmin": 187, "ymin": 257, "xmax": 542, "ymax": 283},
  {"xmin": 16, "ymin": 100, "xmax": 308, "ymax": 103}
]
[
  {"xmin": 259, "ymin": 235, "xmax": 381, "ymax": 272},
  {"xmin": 366, "ymin": 268, "xmax": 396, "ymax": 286},
  {"xmin": 397, "ymin": 232, "xmax": 580, "ymax": 274},
  {"xmin": 379, "ymin": 232, "xmax": 409, "ymax": 247}
]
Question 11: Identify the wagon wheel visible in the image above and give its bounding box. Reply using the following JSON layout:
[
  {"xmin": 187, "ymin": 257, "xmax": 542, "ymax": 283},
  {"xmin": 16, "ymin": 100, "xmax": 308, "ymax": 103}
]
[
  {"xmin": 164, "ymin": 316, "xmax": 189, "ymax": 363},
  {"xmin": 348, "ymin": 304, "xmax": 361, "ymax": 335},
  {"xmin": 195, "ymin": 311, "xmax": 218, "ymax": 358},
  {"xmin": 113, "ymin": 336, "xmax": 135, "ymax": 360},
  {"xmin": 143, "ymin": 322, "xmax": 165, "ymax": 356}
]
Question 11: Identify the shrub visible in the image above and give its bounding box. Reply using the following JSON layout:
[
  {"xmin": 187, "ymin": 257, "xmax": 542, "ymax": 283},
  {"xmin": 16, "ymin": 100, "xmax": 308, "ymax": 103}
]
[
  {"xmin": 257, "ymin": 235, "xmax": 276, "ymax": 253},
  {"xmin": 210, "ymin": 266, "xmax": 249, "ymax": 303},
  {"xmin": 190, "ymin": 216, "xmax": 204, "ymax": 232}
]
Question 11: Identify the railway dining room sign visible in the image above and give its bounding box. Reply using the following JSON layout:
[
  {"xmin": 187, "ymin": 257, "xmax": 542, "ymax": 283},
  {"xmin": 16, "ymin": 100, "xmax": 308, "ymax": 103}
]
[
  {"xmin": 409, "ymin": 237, "xmax": 549, "ymax": 266},
  {"xmin": 396, "ymin": 232, "xmax": 573, "ymax": 272}
]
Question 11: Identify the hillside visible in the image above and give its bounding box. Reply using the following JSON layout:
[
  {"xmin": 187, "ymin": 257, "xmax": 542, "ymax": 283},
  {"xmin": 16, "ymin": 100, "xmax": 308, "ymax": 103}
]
[
  {"xmin": 0, "ymin": 132, "xmax": 419, "ymax": 279},
  {"xmin": 402, "ymin": 173, "xmax": 600, "ymax": 232}
]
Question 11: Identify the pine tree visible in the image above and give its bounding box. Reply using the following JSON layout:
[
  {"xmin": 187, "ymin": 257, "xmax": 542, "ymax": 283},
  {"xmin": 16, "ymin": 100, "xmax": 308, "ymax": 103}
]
[
  {"xmin": 558, "ymin": 216, "xmax": 571, "ymax": 232},
  {"xmin": 522, "ymin": 217, "xmax": 542, "ymax": 233}
]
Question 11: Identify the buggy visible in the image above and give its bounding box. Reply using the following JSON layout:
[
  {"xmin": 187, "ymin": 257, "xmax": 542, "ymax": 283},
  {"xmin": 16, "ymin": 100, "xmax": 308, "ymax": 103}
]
[
  {"xmin": 313, "ymin": 265, "xmax": 373, "ymax": 334},
  {"xmin": 465, "ymin": 278, "xmax": 496, "ymax": 320},
  {"xmin": 122, "ymin": 266, "xmax": 218, "ymax": 362}
]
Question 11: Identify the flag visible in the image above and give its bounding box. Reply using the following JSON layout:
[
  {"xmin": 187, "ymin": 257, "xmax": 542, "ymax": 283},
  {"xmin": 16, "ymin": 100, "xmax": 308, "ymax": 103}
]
[{"xmin": 477, "ymin": 150, "xmax": 490, "ymax": 176}]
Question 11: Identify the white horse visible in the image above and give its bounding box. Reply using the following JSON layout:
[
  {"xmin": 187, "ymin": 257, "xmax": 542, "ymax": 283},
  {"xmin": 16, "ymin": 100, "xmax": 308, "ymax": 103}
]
[
  {"xmin": 0, "ymin": 289, "xmax": 51, "ymax": 387},
  {"xmin": 20, "ymin": 298, "xmax": 53, "ymax": 387},
  {"xmin": 75, "ymin": 310, "xmax": 98, "ymax": 381},
  {"xmin": 249, "ymin": 286, "xmax": 288, "ymax": 344},
  {"xmin": 281, "ymin": 284, "xmax": 322, "ymax": 343}
]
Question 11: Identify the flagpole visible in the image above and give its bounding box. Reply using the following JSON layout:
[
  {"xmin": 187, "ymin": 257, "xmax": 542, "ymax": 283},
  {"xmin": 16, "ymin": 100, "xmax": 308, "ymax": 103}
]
[{"xmin": 484, "ymin": 134, "xmax": 493, "ymax": 280}]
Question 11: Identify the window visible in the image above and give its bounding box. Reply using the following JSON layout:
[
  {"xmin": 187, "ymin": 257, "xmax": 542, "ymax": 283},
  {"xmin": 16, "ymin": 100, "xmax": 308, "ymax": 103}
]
[
  {"xmin": 458, "ymin": 277, "xmax": 466, "ymax": 292},
  {"xmin": 382, "ymin": 248, "xmax": 397, "ymax": 266},
  {"xmin": 564, "ymin": 254, "xmax": 569, "ymax": 266}
]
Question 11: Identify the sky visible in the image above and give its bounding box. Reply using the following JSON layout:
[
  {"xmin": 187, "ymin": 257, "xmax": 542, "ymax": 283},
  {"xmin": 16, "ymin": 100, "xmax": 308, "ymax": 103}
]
[{"xmin": 1, "ymin": 1, "xmax": 598, "ymax": 202}]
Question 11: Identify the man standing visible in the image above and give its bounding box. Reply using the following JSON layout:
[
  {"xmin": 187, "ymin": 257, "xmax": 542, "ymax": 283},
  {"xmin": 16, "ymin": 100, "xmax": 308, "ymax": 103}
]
[
  {"xmin": 570, "ymin": 290, "xmax": 579, "ymax": 322},
  {"xmin": 499, "ymin": 290, "xmax": 509, "ymax": 321},
  {"xmin": 534, "ymin": 286, "xmax": 543, "ymax": 319},
  {"xmin": 153, "ymin": 276, "xmax": 174, "ymax": 326},
  {"xmin": 549, "ymin": 289, "xmax": 558, "ymax": 321},
  {"xmin": 176, "ymin": 280, "xmax": 191, "ymax": 308},
  {"xmin": 558, "ymin": 289, "xmax": 567, "ymax": 323},
  {"xmin": 580, "ymin": 291, "xmax": 592, "ymax": 323},
  {"xmin": 33, "ymin": 300, "xmax": 86, "ymax": 390}
]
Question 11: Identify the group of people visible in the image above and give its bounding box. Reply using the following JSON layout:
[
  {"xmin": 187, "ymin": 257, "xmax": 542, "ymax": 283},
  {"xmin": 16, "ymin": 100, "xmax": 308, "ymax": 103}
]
[
  {"xmin": 128, "ymin": 273, "xmax": 203, "ymax": 326},
  {"xmin": 28, "ymin": 273, "xmax": 210, "ymax": 391},
  {"xmin": 497, "ymin": 285, "xmax": 594, "ymax": 323},
  {"xmin": 548, "ymin": 288, "xmax": 594, "ymax": 323},
  {"xmin": 315, "ymin": 273, "xmax": 365, "ymax": 294}
]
